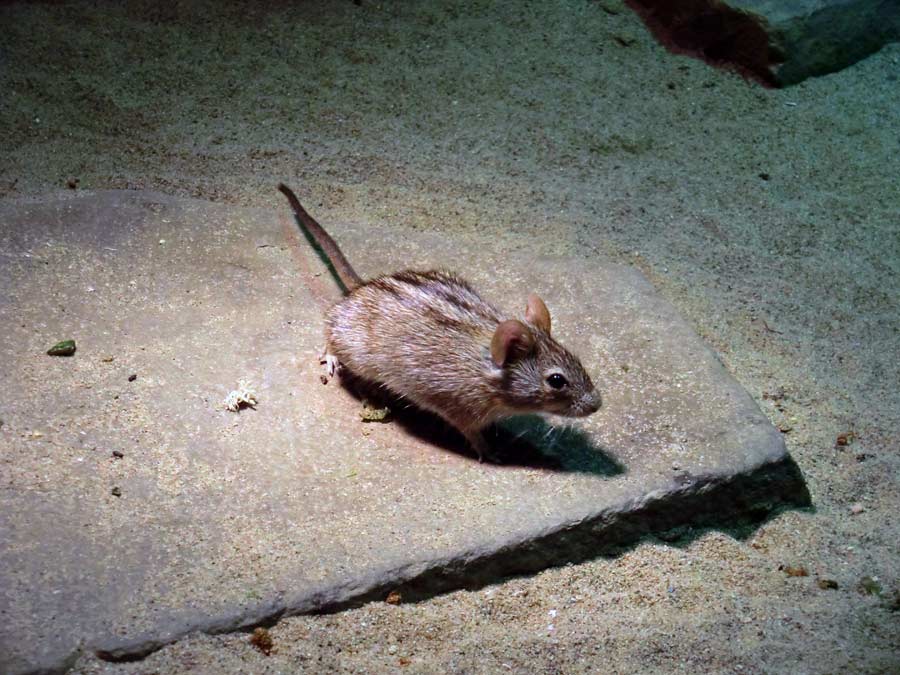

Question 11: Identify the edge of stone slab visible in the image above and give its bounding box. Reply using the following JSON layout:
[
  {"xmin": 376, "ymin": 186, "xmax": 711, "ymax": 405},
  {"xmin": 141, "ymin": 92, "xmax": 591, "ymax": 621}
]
[
  {"xmin": 86, "ymin": 452, "xmax": 810, "ymax": 667},
  {"xmin": 1, "ymin": 189, "xmax": 811, "ymax": 674}
]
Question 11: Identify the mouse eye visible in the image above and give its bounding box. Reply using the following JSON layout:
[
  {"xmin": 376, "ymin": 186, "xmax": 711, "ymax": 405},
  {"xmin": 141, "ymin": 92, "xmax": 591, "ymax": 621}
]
[{"xmin": 546, "ymin": 373, "xmax": 568, "ymax": 390}]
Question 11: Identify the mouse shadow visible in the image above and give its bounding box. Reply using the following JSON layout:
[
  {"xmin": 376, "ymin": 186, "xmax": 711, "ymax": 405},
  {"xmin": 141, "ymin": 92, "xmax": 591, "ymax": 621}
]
[{"xmin": 336, "ymin": 375, "xmax": 623, "ymax": 477}]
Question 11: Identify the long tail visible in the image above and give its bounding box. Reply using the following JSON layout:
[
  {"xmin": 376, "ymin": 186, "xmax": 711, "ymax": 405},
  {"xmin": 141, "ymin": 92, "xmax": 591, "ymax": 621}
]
[{"xmin": 277, "ymin": 183, "xmax": 363, "ymax": 293}]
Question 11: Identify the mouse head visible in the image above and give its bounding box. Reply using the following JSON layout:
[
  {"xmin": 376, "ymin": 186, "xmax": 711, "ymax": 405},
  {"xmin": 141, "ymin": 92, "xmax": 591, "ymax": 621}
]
[{"xmin": 490, "ymin": 293, "xmax": 602, "ymax": 417}]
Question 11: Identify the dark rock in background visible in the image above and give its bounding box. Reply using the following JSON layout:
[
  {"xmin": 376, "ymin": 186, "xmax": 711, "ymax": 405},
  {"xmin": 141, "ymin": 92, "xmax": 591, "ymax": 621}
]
[{"xmin": 627, "ymin": 0, "xmax": 900, "ymax": 86}]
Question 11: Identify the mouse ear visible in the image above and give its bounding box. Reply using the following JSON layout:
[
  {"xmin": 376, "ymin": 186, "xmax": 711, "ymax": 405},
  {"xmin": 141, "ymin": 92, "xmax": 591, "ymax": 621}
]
[
  {"xmin": 491, "ymin": 320, "xmax": 535, "ymax": 367},
  {"xmin": 525, "ymin": 293, "xmax": 551, "ymax": 333}
]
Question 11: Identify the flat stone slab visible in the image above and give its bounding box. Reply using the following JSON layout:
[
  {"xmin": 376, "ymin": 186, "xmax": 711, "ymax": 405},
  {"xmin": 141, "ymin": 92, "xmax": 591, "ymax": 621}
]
[
  {"xmin": 0, "ymin": 191, "xmax": 808, "ymax": 674},
  {"xmin": 627, "ymin": 0, "xmax": 900, "ymax": 86}
]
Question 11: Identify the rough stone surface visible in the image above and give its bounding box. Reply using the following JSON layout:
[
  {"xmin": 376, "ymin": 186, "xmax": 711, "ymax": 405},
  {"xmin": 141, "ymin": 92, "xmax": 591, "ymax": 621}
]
[
  {"xmin": 627, "ymin": 0, "xmax": 900, "ymax": 86},
  {"xmin": 0, "ymin": 191, "xmax": 808, "ymax": 674}
]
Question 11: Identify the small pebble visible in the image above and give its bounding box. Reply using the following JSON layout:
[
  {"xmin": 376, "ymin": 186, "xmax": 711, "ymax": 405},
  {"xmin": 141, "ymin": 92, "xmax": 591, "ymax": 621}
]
[
  {"xmin": 849, "ymin": 502, "xmax": 865, "ymax": 515},
  {"xmin": 112, "ymin": 450, "xmax": 124, "ymax": 459},
  {"xmin": 817, "ymin": 579, "xmax": 839, "ymax": 590},
  {"xmin": 386, "ymin": 590, "xmax": 402, "ymax": 605},
  {"xmin": 111, "ymin": 487, "xmax": 122, "ymax": 497},
  {"xmin": 128, "ymin": 373, "xmax": 137, "ymax": 382}
]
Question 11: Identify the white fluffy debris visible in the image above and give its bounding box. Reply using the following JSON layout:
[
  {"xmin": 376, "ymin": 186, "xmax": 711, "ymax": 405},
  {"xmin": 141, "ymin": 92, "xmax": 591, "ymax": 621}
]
[{"xmin": 223, "ymin": 380, "xmax": 259, "ymax": 411}]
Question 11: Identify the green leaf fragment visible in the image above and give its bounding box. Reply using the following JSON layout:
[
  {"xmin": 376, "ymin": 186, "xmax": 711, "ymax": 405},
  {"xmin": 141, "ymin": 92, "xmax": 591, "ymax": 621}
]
[
  {"xmin": 47, "ymin": 339, "xmax": 76, "ymax": 356},
  {"xmin": 360, "ymin": 402, "xmax": 390, "ymax": 422},
  {"xmin": 858, "ymin": 576, "xmax": 882, "ymax": 595}
]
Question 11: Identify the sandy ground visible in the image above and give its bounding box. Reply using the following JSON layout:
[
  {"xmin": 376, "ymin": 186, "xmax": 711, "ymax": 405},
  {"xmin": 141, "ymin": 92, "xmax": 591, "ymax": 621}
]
[{"xmin": 1, "ymin": 1, "xmax": 898, "ymax": 673}]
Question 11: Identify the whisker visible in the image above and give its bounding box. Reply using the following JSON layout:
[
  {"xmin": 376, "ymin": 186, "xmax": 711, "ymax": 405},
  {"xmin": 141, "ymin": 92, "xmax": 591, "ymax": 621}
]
[{"xmin": 512, "ymin": 428, "xmax": 530, "ymax": 442}]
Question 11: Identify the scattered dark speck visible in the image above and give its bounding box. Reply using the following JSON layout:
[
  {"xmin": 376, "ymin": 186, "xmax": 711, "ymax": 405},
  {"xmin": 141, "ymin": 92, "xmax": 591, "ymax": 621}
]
[
  {"xmin": 250, "ymin": 627, "xmax": 273, "ymax": 655},
  {"xmin": 817, "ymin": 578, "xmax": 838, "ymax": 590},
  {"xmin": 111, "ymin": 486, "xmax": 122, "ymax": 497},
  {"xmin": 781, "ymin": 565, "xmax": 808, "ymax": 577},
  {"xmin": 887, "ymin": 589, "xmax": 900, "ymax": 611},
  {"xmin": 128, "ymin": 373, "xmax": 137, "ymax": 382},
  {"xmin": 758, "ymin": 172, "xmax": 770, "ymax": 181},
  {"xmin": 835, "ymin": 431, "xmax": 855, "ymax": 447},
  {"xmin": 112, "ymin": 450, "xmax": 124, "ymax": 459}
]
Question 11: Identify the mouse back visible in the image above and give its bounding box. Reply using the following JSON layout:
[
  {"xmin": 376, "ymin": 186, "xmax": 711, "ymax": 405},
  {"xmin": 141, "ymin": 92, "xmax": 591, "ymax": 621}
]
[{"xmin": 326, "ymin": 270, "xmax": 501, "ymax": 386}]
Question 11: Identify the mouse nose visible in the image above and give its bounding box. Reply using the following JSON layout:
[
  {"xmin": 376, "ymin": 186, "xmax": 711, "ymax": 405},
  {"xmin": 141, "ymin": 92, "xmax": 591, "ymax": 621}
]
[{"xmin": 583, "ymin": 389, "xmax": 602, "ymax": 414}]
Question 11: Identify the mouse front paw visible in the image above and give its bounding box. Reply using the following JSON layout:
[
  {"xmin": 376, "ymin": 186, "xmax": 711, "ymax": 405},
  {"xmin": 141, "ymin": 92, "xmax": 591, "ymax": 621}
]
[{"xmin": 320, "ymin": 352, "xmax": 341, "ymax": 380}]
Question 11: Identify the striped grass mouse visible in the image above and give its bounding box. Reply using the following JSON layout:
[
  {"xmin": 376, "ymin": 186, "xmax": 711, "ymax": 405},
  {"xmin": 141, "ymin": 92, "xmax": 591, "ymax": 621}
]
[{"xmin": 278, "ymin": 183, "xmax": 601, "ymax": 461}]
